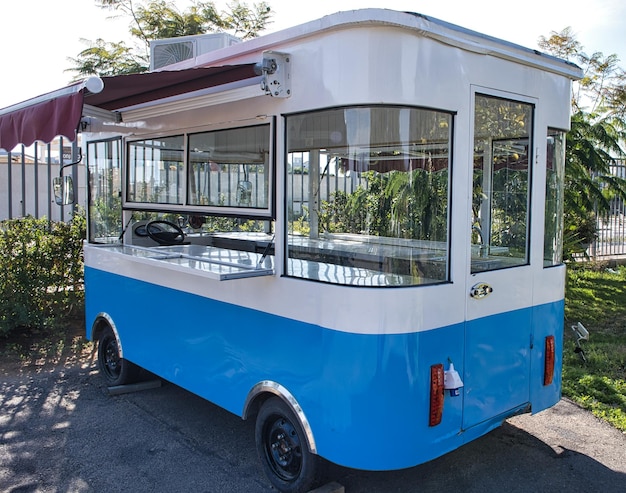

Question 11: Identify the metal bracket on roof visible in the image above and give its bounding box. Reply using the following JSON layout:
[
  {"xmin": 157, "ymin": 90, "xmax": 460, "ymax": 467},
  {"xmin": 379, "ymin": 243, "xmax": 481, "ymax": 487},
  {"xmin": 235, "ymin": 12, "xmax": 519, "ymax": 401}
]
[
  {"xmin": 82, "ymin": 104, "xmax": 123, "ymax": 123},
  {"xmin": 255, "ymin": 51, "xmax": 291, "ymax": 98}
]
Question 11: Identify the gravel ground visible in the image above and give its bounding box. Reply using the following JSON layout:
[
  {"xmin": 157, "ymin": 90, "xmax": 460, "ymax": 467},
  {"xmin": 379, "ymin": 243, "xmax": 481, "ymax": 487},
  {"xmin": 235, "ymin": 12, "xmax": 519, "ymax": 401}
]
[{"xmin": 1, "ymin": 342, "xmax": 625, "ymax": 493}]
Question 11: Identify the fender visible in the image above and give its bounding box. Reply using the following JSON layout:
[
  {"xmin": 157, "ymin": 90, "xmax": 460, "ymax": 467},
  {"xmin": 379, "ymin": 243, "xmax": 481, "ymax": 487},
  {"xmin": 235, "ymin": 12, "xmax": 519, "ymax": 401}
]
[{"xmin": 243, "ymin": 380, "xmax": 317, "ymax": 454}]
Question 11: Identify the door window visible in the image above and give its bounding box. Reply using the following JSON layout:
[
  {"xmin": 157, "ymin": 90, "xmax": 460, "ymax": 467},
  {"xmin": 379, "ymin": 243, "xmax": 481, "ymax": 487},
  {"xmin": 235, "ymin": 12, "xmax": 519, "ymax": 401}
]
[{"xmin": 471, "ymin": 94, "xmax": 534, "ymax": 273}]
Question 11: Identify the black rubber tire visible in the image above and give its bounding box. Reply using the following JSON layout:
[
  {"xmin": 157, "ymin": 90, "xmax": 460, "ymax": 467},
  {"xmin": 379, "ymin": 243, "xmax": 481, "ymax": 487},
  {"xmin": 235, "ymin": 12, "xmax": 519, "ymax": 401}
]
[
  {"xmin": 255, "ymin": 397, "xmax": 318, "ymax": 493},
  {"xmin": 97, "ymin": 327, "xmax": 139, "ymax": 387}
]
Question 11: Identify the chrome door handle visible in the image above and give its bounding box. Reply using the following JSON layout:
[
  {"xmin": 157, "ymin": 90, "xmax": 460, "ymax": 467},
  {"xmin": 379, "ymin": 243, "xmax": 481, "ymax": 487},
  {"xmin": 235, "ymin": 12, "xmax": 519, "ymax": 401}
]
[{"xmin": 470, "ymin": 282, "xmax": 493, "ymax": 299}]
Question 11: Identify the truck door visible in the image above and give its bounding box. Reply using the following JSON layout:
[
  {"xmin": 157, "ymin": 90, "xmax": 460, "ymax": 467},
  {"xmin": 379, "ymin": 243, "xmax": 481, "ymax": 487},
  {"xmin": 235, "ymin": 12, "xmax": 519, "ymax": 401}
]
[{"xmin": 463, "ymin": 90, "xmax": 536, "ymax": 429}]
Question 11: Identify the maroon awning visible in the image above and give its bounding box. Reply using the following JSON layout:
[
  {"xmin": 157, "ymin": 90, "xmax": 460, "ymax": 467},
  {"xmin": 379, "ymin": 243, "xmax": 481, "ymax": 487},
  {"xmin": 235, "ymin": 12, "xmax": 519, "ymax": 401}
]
[
  {"xmin": 0, "ymin": 64, "xmax": 259, "ymax": 151},
  {"xmin": 0, "ymin": 86, "xmax": 85, "ymax": 151}
]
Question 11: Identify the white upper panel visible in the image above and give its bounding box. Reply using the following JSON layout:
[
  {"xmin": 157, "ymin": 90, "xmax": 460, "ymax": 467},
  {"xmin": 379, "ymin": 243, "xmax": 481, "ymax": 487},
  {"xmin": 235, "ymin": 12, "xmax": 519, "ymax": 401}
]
[{"xmin": 109, "ymin": 8, "xmax": 579, "ymax": 136}]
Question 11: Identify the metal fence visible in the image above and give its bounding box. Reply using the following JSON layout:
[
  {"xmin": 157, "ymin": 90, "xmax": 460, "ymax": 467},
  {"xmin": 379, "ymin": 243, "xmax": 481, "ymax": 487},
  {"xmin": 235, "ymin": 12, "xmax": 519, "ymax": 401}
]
[
  {"xmin": 0, "ymin": 139, "xmax": 83, "ymax": 223},
  {"xmin": 587, "ymin": 159, "xmax": 626, "ymax": 259}
]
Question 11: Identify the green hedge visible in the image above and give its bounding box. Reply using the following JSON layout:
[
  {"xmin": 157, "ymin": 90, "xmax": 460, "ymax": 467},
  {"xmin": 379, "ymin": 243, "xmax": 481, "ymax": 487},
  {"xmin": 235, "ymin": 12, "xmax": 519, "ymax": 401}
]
[{"xmin": 0, "ymin": 211, "xmax": 86, "ymax": 337}]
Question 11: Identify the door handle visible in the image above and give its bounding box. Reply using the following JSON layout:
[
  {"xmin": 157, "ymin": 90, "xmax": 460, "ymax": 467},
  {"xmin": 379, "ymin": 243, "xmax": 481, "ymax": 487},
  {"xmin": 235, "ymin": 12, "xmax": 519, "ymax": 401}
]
[{"xmin": 470, "ymin": 282, "xmax": 493, "ymax": 299}]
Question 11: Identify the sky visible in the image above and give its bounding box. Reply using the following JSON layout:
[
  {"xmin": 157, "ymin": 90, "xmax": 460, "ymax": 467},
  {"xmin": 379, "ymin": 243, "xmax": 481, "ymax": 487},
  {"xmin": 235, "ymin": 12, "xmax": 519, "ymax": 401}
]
[{"xmin": 1, "ymin": 0, "xmax": 625, "ymax": 110}]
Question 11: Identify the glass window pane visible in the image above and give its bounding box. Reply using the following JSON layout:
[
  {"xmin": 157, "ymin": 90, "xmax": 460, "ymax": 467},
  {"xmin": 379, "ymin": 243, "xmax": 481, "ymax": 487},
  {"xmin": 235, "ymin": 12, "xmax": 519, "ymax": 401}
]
[
  {"xmin": 471, "ymin": 95, "xmax": 533, "ymax": 273},
  {"xmin": 286, "ymin": 106, "xmax": 452, "ymax": 287},
  {"xmin": 87, "ymin": 139, "xmax": 122, "ymax": 243},
  {"xmin": 544, "ymin": 129, "xmax": 566, "ymax": 266},
  {"xmin": 127, "ymin": 136, "xmax": 184, "ymax": 204},
  {"xmin": 187, "ymin": 125, "xmax": 270, "ymax": 209}
]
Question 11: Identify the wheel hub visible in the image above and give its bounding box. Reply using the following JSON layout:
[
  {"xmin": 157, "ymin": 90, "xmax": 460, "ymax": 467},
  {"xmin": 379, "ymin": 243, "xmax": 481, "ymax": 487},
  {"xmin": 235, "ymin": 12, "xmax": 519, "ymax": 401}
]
[
  {"xmin": 267, "ymin": 417, "xmax": 302, "ymax": 480},
  {"xmin": 104, "ymin": 340, "xmax": 121, "ymax": 376}
]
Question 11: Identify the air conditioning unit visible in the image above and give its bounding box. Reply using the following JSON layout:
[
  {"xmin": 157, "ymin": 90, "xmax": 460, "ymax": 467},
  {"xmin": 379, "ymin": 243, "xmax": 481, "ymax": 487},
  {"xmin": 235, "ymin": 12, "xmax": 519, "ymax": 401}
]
[{"xmin": 150, "ymin": 33, "xmax": 241, "ymax": 71}]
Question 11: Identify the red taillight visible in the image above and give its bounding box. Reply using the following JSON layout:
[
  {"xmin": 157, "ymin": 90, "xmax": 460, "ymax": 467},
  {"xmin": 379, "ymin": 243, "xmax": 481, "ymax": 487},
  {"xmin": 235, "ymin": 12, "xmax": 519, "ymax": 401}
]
[
  {"xmin": 544, "ymin": 335, "xmax": 555, "ymax": 386},
  {"xmin": 429, "ymin": 363, "xmax": 445, "ymax": 426}
]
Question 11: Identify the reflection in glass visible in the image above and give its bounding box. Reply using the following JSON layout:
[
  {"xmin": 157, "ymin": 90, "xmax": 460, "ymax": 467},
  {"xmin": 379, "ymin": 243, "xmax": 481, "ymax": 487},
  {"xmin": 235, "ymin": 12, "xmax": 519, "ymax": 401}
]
[
  {"xmin": 544, "ymin": 129, "xmax": 566, "ymax": 266},
  {"xmin": 472, "ymin": 95, "xmax": 533, "ymax": 273},
  {"xmin": 188, "ymin": 125, "xmax": 270, "ymax": 209},
  {"xmin": 127, "ymin": 136, "xmax": 184, "ymax": 204},
  {"xmin": 87, "ymin": 138, "xmax": 122, "ymax": 243},
  {"xmin": 286, "ymin": 106, "xmax": 452, "ymax": 287}
]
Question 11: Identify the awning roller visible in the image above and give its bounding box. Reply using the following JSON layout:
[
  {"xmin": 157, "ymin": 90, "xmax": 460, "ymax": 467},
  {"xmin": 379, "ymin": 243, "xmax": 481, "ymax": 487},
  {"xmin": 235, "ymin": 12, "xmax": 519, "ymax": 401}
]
[{"xmin": 87, "ymin": 63, "xmax": 258, "ymax": 111}]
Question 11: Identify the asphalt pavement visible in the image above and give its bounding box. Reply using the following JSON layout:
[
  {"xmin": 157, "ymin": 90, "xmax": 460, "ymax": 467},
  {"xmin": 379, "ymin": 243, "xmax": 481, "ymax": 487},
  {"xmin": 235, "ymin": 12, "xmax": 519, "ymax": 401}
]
[{"xmin": 1, "ymin": 351, "xmax": 625, "ymax": 493}]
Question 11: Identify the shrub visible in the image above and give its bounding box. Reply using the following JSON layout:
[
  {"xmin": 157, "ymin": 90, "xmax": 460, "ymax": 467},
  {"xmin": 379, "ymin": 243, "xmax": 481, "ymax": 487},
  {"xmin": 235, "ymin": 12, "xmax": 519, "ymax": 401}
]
[{"xmin": 0, "ymin": 210, "xmax": 86, "ymax": 337}]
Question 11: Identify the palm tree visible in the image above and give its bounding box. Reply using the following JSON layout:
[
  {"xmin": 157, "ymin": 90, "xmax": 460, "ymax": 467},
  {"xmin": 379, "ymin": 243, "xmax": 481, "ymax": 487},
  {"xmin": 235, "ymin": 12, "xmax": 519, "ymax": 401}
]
[
  {"xmin": 563, "ymin": 111, "xmax": 626, "ymax": 253},
  {"xmin": 539, "ymin": 29, "xmax": 626, "ymax": 256},
  {"xmin": 565, "ymin": 111, "xmax": 626, "ymax": 214}
]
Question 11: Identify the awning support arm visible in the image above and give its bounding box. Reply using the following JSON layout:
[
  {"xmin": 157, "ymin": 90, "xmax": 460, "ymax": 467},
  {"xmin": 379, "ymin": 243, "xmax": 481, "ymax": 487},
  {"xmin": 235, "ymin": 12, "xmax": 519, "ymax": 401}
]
[{"xmin": 255, "ymin": 51, "xmax": 291, "ymax": 98}]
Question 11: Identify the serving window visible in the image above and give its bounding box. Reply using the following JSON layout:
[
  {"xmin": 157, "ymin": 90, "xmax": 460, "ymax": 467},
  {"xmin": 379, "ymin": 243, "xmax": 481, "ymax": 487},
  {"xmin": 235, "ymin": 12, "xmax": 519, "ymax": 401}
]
[
  {"xmin": 285, "ymin": 106, "xmax": 452, "ymax": 287},
  {"xmin": 188, "ymin": 125, "xmax": 270, "ymax": 211},
  {"xmin": 127, "ymin": 135, "xmax": 185, "ymax": 205},
  {"xmin": 125, "ymin": 123, "xmax": 273, "ymax": 218}
]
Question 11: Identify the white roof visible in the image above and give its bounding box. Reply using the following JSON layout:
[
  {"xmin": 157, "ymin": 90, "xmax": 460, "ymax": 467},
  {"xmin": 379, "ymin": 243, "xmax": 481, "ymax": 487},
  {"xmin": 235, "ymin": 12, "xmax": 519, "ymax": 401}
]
[{"xmin": 189, "ymin": 8, "xmax": 582, "ymax": 80}]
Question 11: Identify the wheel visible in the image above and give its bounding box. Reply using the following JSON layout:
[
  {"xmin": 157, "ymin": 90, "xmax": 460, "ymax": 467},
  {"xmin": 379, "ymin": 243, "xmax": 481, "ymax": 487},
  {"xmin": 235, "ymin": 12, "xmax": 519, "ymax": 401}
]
[
  {"xmin": 146, "ymin": 219, "xmax": 185, "ymax": 245},
  {"xmin": 255, "ymin": 397, "xmax": 318, "ymax": 493},
  {"xmin": 97, "ymin": 327, "xmax": 139, "ymax": 387}
]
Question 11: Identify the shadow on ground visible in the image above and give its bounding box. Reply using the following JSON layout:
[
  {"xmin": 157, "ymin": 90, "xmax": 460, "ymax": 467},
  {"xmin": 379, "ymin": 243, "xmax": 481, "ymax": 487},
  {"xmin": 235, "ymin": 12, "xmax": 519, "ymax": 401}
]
[{"xmin": 1, "ymin": 340, "xmax": 625, "ymax": 492}]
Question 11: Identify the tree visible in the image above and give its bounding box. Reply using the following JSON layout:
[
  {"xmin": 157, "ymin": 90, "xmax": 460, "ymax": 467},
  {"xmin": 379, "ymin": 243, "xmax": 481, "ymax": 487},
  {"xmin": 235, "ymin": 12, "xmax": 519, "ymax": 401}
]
[
  {"xmin": 69, "ymin": 39, "xmax": 149, "ymax": 77},
  {"xmin": 538, "ymin": 29, "xmax": 626, "ymax": 255},
  {"xmin": 538, "ymin": 28, "xmax": 626, "ymax": 116},
  {"xmin": 67, "ymin": 0, "xmax": 273, "ymax": 79}
]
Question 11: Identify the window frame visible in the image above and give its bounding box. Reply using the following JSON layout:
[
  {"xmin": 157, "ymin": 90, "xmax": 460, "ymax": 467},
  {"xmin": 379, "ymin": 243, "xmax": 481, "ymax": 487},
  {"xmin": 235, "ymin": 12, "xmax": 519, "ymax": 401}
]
[
  {"xmin": 86, "ymin": 136, "xmax": 123, "ymax": 244},
  {"xmin": 283, "ymin": 104, "xmax": 455, "ymax": 288},
  {"xmin": 470, "ymin": 91, "xmax": 536, "ymax": 274},
  {"xmin": 122, "ymin": 119, "xmax": 276, "ymax": 220},
  {"xmin": 543, "ymin": 127, "xmax": 567, "ymax": 267},
  {"xmin": 126, "ymin": 134, "xmax": 186, "ymax": 207}
]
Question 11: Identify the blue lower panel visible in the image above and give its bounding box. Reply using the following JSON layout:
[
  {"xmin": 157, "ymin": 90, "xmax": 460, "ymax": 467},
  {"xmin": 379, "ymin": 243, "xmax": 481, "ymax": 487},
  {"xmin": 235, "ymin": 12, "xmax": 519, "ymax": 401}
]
[
  {"xmin": 464, "ymin": 309, "xmax": 532, "ymax": 428},
  {"xmin": 85, "ymin": 267, "xmax": 562, "ymax": 471}
]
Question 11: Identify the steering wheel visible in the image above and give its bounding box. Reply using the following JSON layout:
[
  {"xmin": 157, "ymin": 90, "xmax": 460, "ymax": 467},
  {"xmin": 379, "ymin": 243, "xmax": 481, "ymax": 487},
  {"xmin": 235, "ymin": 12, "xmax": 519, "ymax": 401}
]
[{"xmin": 146, "ymin": 220, "xmax": 186, "ymax": 246}]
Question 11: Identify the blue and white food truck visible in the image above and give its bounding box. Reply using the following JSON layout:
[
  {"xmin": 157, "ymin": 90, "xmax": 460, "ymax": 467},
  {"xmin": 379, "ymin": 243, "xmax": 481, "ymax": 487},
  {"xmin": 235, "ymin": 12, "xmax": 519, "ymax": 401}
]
[{"xmin": 0, "ymin": 9, "xmax": 581, "ymax": 492}]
